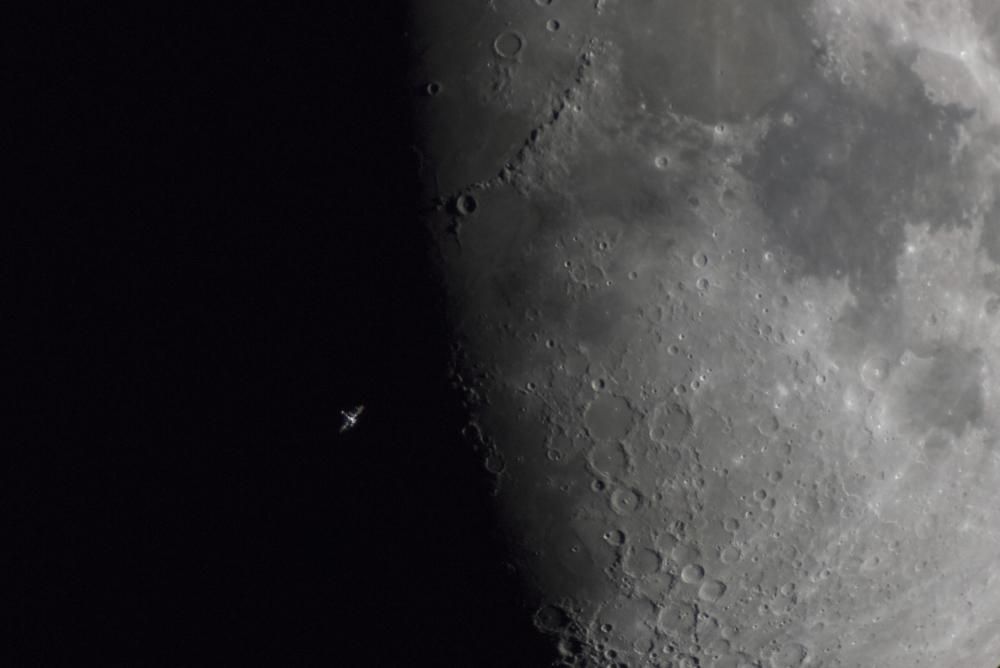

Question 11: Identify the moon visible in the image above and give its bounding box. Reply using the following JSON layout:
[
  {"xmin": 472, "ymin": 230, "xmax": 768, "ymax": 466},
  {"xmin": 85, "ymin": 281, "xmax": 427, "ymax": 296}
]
[{"xmin": 412, "ymin": 1, "xmax": 1000, "ymax": 665}]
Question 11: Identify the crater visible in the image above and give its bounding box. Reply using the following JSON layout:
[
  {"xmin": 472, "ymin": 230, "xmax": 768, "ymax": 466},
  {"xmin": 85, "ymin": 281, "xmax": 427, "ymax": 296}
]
[{"xmin": 584, "ymin": 394, "xmax": 636, "ymax": 442}]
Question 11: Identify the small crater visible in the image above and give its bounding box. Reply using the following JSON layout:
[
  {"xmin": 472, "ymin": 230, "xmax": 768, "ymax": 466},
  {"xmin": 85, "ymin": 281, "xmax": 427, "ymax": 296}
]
[
  {"xmin": 698, "ymin": 579, "xmax": 727, "ymax": 603},
  {"xmin": 720, "ymin": 546, "xmax": 742, "ymax": 564},
  {"xmin": 533, "ymin": 604, "xmax": 570, "ymax": 633},
  {"xmin": 648, "ymin": 401, "xmax": 693, "ymax": 445},
  {"xmin": 656, "ymin": 601, "xmax": 697, "ymax": 636},
  {"xmin": 770, "ymin": 642, "xmax": 808, "ymax": 667},
  {"xmin": 484, "ymin": 451, "xmax": 505, "ymax": 474},
  {"xmin": 585, "ymin": 394, "xmax": 635, "ymax": 441},
  {"xmin": 453, "ymin": 193, "xmax": 478, "ymax": 216},
  {"xmin": 681, "ymin": 563, "xmax": 705, "ymax": 583},
  {"xmin": 757, "ymin": 414, "xmax": 781, "ymax": 436},
  {"xmin": 603, "ymin": 529, "xmax": 626, "ymax": 546},
  {"xmin": 625, "ymin": 547, "xmax": 662, "ymax": 577},
  {"xmin": 860, "ymin": 355, "xmax": 890, "ymax": 387},
  {"xmin": 611, "ymin": 487, "xmax": 642, "ymax": 515},
  {"xmin": 493, "ymin": 31, "xmax": 525, "ymax": 58},
  {"xmin": 589, "ymin": 443, "xmax": 628, "ymax": 478}
]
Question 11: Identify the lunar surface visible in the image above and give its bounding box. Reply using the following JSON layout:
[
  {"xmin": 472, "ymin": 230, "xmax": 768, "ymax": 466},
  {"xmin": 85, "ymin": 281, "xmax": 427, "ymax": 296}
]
[{"xmin": 411, "ymin": 1, "xmax": 1000, "ymax": 666}]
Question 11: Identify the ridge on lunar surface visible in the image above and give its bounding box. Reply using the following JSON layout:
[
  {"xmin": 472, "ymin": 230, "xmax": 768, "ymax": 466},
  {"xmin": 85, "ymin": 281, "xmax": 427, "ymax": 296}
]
[{"xmin": 411, "ymin": 0, "xmax": 1000, "ymax": 665}]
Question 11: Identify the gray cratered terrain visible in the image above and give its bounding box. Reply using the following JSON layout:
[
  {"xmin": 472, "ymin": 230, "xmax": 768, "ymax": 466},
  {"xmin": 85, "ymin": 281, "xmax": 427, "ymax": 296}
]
[{"xmin": 410, "ymin": 1, "xmax": 1000, "ymax": 665}]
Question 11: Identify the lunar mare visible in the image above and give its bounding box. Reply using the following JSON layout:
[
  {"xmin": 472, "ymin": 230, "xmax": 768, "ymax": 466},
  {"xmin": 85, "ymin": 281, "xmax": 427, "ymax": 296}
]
[{"xmin": 412, "ymin": 0, "xmax": 1000, "ymax": 665}]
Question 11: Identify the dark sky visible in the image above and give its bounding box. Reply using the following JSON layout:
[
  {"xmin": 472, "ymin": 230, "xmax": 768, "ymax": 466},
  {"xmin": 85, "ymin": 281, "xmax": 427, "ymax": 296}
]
[{"xmin": 13, "ymin": 6, "xmax": 553, "ymax": 666}]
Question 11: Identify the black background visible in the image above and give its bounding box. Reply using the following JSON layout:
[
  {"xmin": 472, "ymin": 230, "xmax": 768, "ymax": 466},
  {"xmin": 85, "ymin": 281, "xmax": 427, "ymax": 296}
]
[{"xmin": 14, "ymin": 6, "xmax": 554, "ymax": 666}]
